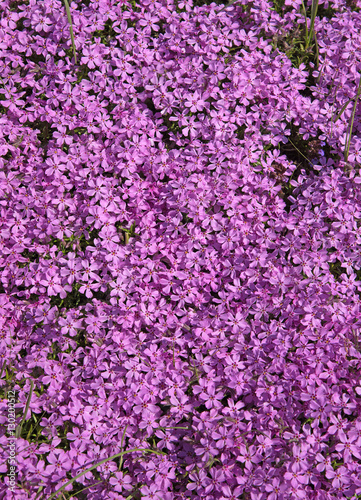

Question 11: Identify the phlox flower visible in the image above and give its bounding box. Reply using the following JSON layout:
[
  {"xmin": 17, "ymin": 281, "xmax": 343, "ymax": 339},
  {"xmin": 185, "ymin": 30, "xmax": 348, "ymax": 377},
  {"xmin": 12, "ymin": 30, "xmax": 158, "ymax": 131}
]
[{"xmin": 109, "ymin": 471, "xmax": 132, "ymax": 492}]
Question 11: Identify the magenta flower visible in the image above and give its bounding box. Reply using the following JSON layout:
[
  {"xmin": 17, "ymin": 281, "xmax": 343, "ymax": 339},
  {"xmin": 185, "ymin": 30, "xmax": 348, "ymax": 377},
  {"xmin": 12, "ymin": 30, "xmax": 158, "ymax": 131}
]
[
  {"xmin": 335, "ymin": 433, "xmax": 361, "ymax": 462},
  {"xmin": 204, "ymin": 468, "xmax": 225, "ymax": 494},
  {"xmin": 140, "ymin": 484, "xmax": 162, "ymax": 500},
  {"xmin": 199, "ymin": 383, "xmax": 224, "ymax": 410},
  {"xmin": 2, "ymin": 1, "xmax": 361, "ymax": 498},
  {"xmin": 185, "ymin": 91, "xmax": 206, "ymax": 113},
  {"xmin": 45, "ymin": 450, "xmax": 72, "ymax": 475},
  {"xmin": 81, "ymin": 46, "xmax": 103, "ymax": 69},
  {"xmin": 155, "ymin": 429, "xmax": 178, "ymax": 451},
  {"xmin": 109, "ymin": 471, "xmax": 132, "ymax": 492},
  {"xmin": 40, "ymin": 274, "xmax": 66, "ymax": 297},
  {"xmin": 79, "ymin": 280, "xmax": 100, "ymax": 298},
  {"xmin": 60, "ymin": 255, "xmax": 82, "ymax": 285},
  {"xmin": 139, "ymin": 12, "xmax": 159, "ymax": 32},
  {"xmin": 222, "ymin": 310, "xmax": 249, "ymax": 333},
  {"xmin": 325, "ymin": 466, "xmax": 351, "ymax": 488},
  {"xmin": 236, "ymin": 444, "xmax": 262, "ymax": 470},
  {"xmin": 53, "ymin": 126, "xmax": 73, "ymax": 146},
  {"xmin": 169, "ymin": 394, "xmax": 192, "ymax": 416},
  {"xmin": 139, "ymin": 410, "xmax": 159, "ymax": 436},
  {"xmin": 264, "ymin": 477, "xmax": 287, "ymax": 500}
]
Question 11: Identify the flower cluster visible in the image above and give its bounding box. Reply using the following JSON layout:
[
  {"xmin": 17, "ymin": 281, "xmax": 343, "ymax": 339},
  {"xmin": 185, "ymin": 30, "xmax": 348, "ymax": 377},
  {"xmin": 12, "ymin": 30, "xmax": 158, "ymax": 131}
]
[{"xmin": 0, "ymin": 0, "xmax": 361, "ymax": 498}]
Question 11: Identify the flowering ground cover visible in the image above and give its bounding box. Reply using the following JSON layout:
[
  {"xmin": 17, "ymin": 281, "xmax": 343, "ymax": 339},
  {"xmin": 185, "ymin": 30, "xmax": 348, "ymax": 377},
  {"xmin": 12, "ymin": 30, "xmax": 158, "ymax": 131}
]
[{"xmin": 1, "ymin": 0, "xmax": 361, "ymax": 498}]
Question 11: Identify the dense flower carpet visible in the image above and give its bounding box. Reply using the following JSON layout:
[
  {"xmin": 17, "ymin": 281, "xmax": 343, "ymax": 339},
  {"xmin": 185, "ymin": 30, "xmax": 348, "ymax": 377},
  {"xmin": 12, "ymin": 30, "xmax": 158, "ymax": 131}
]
[{"xmin": 1, "ymin": 0, "xmax": 361, "ymax": 498}]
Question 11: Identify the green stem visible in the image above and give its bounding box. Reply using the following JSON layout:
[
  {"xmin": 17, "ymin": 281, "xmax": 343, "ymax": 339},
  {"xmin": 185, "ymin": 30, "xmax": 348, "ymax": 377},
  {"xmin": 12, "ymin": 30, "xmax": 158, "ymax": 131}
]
[
  {"xmin": 218, "ymin": 0, "xmax": 242, "ymax": 14},
  {"xmin": 330, "ymin": 84, "xmax": 343, "ymax": 140},
  {"xmin": 287, "ymin": 138, "xmax": 313, "ymax": 166},
  {"xmin": 15, "ymin": 379, "xmax": 34, "ymax": 439},
  {"xmin": 46, "ymin": 448, "xmax": 166, "ymax": 499},
  {"xmin": 0, "ymin": 361, "xmax": 6, "ymax": 380},
  {"xmin": 63, "ymin": 0, "xmax": 77, "ymax": 64},
  {"xmin": 66, "ymin": 480, "xmax": 104, "ymax": 497},
  {"xmin": 333, "ymin": 96, "xmax": 355, "ymax": 124},
  {"xmin": 316, "ymin": 60, "xmax": 325, "ymax": 85},
  {"xmin": 308, "ymin": 0, "xmax": 319, "ymax": 50},
  {"xmin": 344, "ymin": 75, "xmax": 361, "ymax": 164},
  {"xmin": 118, "ymin": 425, "xmax": 128, "ymax": 471},
  {"xmin": 314, "ymin": 30, "xmax": 319, "ymax": 70},
  {"xmin": 173, "ymin": 339, "xmax": 175, "ymax": 367},
  {"xmin": 301, "ymin": 1, "xmax": 309, "ymax": 44}
]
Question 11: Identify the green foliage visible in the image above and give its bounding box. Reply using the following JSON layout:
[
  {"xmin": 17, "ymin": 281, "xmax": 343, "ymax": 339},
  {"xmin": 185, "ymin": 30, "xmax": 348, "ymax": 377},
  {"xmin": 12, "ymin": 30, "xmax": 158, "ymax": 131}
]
[
  {"xmin": 16, "ymin": 409, "xmax": 49, "ymax": 444},
  {"xmin": 279, "ymin": 124, "xmax": 322, "ymax": 174},
  {"xmin": 331, "ymin": 460, "xmax": 344, "ymax": 469},
  {"xmin": 271, "ymin": 25, "xmax": 316, "ymax": 70},
  {"xmin": 72, "ymin": 127, "xmax": 88, "ymax": 136},
  {"xmin": 269, "ymin": 2, "xmax": 319, "ymax": 74},
  {"xmin": 115, "ymin": 222, "xmax": 139, "ymax": 244},
  {"xmin": 50, "ymin": 282, "xmax": 86, "ymax": 309},
  {"xmin": 80, "ymin": 228, "xmax": 100, "ymax": 250},
  {"xmin": 91, "ymin": 19, "xmax": 117, "ymax": 46},
  {"xmin": 272, "ymin": 0, "xmax": 286, "ymax": 14},
  {"xmin": 50, "ymin": 235, "xmax": 78, "ymax": 255},
  {"xmin": 50, "ymin": 279, "xmax": 109, "ymax": 310},
  {"xmin": 328, "ymin": 260, "xmax": 343, "ymax": 280},
  {"xmin": 0, "ymin": 364, "xmax": 16, "ymax": 400},
  {"xmin": 301, "ymin": 0, "xmax": 318, "ymax": 51},
  {"xmin": 76, "ymin": 64, "xmax": 91, "ymax": 84}
]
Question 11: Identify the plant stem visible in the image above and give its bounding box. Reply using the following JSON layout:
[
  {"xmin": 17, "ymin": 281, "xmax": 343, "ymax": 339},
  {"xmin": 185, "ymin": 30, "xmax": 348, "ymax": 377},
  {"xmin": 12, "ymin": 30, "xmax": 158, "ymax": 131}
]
[
  {"xmin": 308, "ymin": 0, "xmax": 319, "ymax": 50},
  {"xmin": 63, "ymin": 0, "xmax": 77, "ymax": 64},
  {"xmin": 46, "ymin": 447, "xmax": 166, "ymax": 499},
  {"xmin": 344, "ymin": 75, "xmax": 361, "ymax": 164},
  {"xmin": 301, "ymin": 1, "xmax": 309, "ymax": 44},
  {"xmin": 287, "ymin": 138, "xmax": 313, "ymax": 166},
  {"xmin": 15, "ymin": 379, "xmax": 34, "ymax": 439}
]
